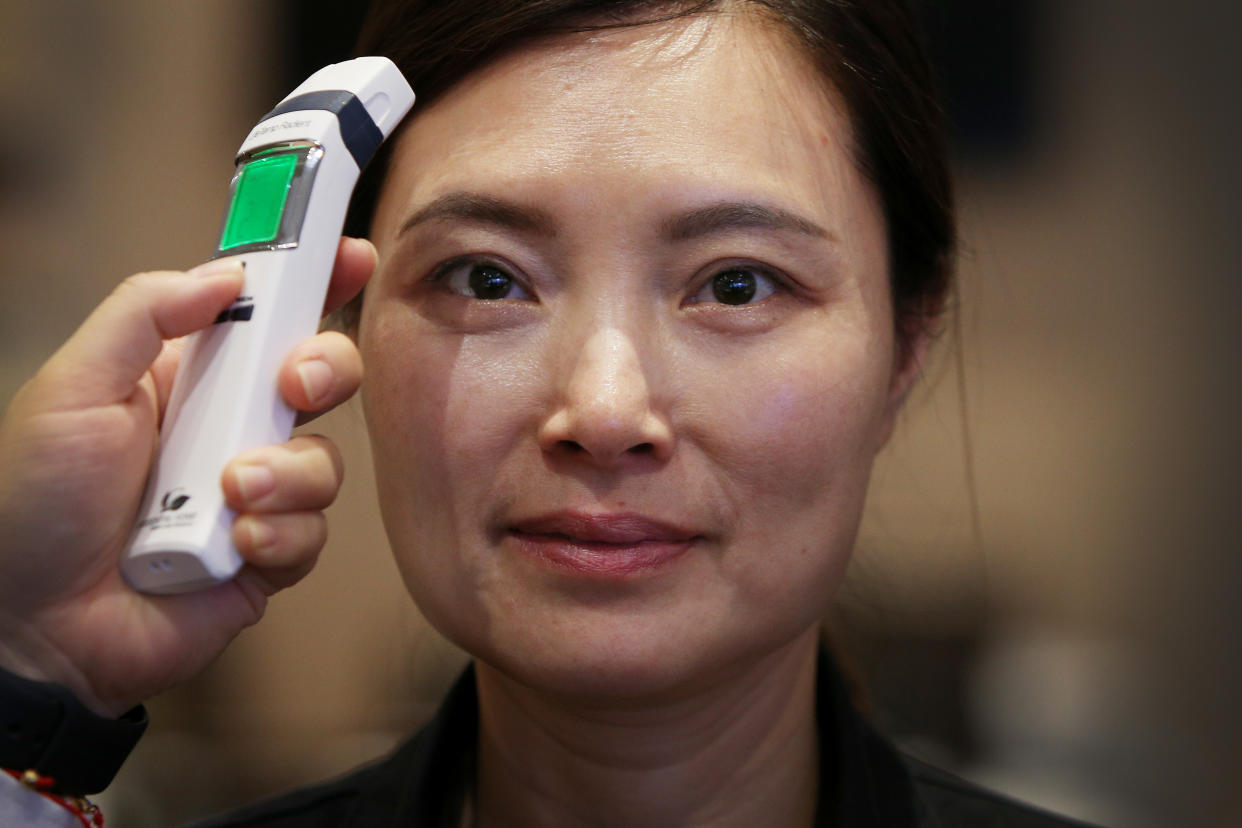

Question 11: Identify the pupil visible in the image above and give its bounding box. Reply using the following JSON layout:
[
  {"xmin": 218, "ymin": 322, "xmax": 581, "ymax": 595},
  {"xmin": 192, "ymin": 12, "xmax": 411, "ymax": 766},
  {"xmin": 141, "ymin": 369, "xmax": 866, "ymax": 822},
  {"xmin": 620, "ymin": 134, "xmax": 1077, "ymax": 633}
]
[
  {"xmin": 468, "ymin": 266, "xmax": 511, "ymax": 300},
  {"xmin": 712, "ymin": 270, "xmax": 757, "ymax": 305}
]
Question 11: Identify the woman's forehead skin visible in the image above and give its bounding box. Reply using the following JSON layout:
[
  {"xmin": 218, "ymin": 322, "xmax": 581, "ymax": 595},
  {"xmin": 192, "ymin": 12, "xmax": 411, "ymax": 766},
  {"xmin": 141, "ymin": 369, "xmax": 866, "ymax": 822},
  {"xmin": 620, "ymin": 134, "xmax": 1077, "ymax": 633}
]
[{"xmin": 371, "ymin": 12, "xmax": 885, "ymax": 286}]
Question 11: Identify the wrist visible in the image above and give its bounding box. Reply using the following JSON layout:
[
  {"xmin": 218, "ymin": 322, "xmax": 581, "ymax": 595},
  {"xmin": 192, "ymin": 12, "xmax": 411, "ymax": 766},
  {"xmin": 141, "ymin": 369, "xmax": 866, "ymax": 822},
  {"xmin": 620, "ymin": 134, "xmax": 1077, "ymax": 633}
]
[{"xmin": 0, "ymin": 630, "xmax": 126, "ymax": 719}]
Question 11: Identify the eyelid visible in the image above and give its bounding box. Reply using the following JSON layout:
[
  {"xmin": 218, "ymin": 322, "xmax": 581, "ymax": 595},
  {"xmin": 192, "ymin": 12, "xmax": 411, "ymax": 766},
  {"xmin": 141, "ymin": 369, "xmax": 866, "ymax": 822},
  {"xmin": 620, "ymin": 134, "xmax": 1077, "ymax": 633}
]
[
  {"xmin": 683, "ymin": 261, "xmax": 793, "ymax": 306},
  {"xmin": 428, "ymin": 254, "xmax": 536, "ymax": 300}
]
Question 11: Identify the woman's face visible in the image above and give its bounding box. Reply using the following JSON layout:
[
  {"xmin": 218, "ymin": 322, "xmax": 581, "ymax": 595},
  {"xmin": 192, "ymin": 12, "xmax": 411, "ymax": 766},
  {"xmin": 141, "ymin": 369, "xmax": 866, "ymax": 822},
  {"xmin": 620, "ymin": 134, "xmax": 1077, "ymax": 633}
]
[{"xmin": 361, "ymin": 13, "xmax": 912, "ymax": 699}]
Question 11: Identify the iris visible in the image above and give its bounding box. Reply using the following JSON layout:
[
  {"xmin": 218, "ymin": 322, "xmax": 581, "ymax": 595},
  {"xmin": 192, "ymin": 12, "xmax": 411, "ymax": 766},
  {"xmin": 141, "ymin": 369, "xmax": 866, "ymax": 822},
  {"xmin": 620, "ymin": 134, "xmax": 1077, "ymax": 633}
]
[
  {"xmin": 711, "ymin": 269, "xmax": 758, "ymax": 305},
  {"xmin": 468, "ymin": 265, "xmax": 514, "ymax": 300}
]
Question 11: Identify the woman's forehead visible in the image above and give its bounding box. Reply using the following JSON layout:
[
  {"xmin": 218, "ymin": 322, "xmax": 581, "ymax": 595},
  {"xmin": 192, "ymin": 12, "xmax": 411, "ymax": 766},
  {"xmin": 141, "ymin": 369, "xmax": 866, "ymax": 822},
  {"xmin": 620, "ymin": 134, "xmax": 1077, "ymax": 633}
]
[{"xmin": 373, "ymin": 12, "xmax": 872, "ymax": 245}]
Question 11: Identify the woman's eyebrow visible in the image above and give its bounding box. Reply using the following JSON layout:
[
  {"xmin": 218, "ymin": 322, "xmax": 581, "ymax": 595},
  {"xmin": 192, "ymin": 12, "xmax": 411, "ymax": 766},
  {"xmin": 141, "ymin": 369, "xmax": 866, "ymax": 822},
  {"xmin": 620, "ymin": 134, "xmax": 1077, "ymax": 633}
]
[
  {"xmin": 397, "ymin": 194, "xmax": 833, "ymax": 243},
  {"xmin": 662, "ymin": 202, "xmax": 834, "ymax": 242},
  {"xmin": 399, "ymin": 192, "xmax": 557, "ymax": 237}
]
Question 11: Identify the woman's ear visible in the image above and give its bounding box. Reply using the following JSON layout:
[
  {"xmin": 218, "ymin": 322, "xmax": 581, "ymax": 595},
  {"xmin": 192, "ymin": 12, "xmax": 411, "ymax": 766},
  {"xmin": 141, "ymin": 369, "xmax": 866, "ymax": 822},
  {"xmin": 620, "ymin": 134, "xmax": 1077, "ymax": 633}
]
[{"xmin": 873, "ymin": 326, "xmax": 931, "ymax": 454}]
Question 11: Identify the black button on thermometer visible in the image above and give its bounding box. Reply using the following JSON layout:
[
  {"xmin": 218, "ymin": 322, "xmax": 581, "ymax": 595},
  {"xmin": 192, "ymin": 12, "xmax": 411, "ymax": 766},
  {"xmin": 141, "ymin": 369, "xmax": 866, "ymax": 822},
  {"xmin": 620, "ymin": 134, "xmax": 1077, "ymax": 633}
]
[{"xmin": 123, "ymin": 57, "xmax": 414, "ymax": 594}]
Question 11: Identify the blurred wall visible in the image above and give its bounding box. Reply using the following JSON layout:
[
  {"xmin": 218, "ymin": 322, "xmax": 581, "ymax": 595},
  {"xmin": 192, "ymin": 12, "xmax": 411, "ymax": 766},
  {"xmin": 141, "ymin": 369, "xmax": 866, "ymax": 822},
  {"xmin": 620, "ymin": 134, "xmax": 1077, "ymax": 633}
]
[{"xmin": 2, "ymin": 2, "xmax": 1239, "ymax": 826}]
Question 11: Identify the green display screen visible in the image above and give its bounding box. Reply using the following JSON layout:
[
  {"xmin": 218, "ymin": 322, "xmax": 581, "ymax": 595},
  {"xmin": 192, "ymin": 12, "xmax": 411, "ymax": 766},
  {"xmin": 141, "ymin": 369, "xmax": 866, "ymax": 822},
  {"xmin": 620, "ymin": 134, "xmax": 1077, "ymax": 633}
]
[{"xmin": 219, "ymin": 152, "xmax": 299, "ymax": 250}]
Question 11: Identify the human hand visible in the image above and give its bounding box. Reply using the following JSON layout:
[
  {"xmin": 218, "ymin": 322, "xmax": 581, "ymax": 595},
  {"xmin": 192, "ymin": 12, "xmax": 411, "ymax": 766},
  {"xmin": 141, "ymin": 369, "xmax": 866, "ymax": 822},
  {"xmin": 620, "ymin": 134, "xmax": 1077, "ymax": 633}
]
[{"xmin": 0, "ymin": 237, "xmax": 374, "ymax": 717}]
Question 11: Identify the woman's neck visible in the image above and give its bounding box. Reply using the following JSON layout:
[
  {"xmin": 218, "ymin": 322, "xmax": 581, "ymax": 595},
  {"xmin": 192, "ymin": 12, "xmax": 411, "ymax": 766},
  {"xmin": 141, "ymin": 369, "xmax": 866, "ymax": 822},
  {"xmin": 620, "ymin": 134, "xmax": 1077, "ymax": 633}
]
[{"xmin": 472, "ymin": 628, "xmax": 822, "ymax": 828}]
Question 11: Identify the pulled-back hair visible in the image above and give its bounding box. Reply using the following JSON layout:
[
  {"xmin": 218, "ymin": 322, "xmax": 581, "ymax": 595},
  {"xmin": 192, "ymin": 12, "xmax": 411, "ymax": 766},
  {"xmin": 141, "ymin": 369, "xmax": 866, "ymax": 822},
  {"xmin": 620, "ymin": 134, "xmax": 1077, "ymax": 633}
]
[{"xmin": 342, "ymin": 0, "xmax": 955, "ymax": 358}]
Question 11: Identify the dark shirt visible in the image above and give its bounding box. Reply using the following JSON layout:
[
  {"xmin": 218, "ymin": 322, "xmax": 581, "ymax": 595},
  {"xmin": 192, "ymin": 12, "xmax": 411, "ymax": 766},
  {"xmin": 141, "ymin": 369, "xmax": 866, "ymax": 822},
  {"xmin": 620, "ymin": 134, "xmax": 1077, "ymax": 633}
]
[{"xmin": 193, "ymin": 653, "xmax": 1094, "ymax": 827}]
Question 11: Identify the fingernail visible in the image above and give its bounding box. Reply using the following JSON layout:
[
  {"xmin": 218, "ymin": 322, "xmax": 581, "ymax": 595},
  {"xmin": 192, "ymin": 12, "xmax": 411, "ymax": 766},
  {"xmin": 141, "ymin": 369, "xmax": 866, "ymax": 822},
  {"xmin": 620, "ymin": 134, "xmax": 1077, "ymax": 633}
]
[
  {"xmin": 236, "ymin": 463, "xmax": 275, "ymax": 501},
  {"xmin": 189, "ymin": 258, "xmax": 244, "ymax": 278},
  {"xmin": 297, "ymin": 359, "xmax": 333, "ymax": 406},
  {"xmin": 244, "ymin": 520, "xmax": 276, "ymax": 551}
]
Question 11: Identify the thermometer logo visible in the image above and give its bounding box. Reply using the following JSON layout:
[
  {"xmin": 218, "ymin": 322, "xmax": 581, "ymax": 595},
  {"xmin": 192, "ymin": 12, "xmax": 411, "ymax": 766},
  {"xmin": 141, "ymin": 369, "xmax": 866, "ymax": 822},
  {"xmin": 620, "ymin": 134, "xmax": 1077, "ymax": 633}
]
[{"xmin": 160, "ymin": 489, "xmax": 191, "ymax": 512}]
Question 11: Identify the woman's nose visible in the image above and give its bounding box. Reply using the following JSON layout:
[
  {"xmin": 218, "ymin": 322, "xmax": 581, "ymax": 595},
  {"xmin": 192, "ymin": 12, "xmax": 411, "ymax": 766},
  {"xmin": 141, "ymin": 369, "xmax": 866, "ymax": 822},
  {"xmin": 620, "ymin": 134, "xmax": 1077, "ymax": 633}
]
[{"xmin": 537, "ymin": 325, "xmax": 673, "ymax": 466}]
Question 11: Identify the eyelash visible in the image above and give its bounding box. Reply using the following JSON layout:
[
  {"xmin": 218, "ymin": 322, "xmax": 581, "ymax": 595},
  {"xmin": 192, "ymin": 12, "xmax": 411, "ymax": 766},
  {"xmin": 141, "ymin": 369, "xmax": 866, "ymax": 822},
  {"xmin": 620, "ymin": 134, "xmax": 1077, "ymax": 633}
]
[
  {"xmin": 684, "ymin": 264, "xmax": 788, "ymax": 307},
  {"xmin": 427, "ymin": 256, "xmax": 534, "ymax": 301},
  {"xmin": 426, "ymin": 256, "xmax": 791, "ymax": 307}
]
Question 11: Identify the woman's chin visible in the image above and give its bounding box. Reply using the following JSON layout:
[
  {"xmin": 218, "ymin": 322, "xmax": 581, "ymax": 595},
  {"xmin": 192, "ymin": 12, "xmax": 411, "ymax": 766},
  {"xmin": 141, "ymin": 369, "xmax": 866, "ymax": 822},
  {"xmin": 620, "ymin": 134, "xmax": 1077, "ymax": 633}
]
[
  {"xmin": 465, "ymin": 608, "xmax": 806, "ymax": 707},
  {"xmin": 484, "ymin": 646, "xmax": 723, "ymax": 706},
  {"xmin": 402, "ymin": 536, "xmax": 835, "ymax": 704}
]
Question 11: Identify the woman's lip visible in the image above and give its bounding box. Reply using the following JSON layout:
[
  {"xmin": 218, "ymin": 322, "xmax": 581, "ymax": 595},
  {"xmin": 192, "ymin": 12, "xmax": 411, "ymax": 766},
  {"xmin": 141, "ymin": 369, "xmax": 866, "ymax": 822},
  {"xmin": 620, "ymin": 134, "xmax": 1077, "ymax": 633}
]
[
  {"xmin": 506, "ymin": 512, "xmax": 701, "ymax": 577},
  {"xmin": 508, "ymin": 512, "xmax": 699, "ymax": 544}
]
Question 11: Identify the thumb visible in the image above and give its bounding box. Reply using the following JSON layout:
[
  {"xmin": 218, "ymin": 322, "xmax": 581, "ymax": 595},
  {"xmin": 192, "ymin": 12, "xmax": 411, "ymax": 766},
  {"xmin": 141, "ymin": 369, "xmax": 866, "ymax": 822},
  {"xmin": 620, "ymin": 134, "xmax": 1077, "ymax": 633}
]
[{"xmin": 38, "ymin": 261, "xmax": 245, "ymax": 410}]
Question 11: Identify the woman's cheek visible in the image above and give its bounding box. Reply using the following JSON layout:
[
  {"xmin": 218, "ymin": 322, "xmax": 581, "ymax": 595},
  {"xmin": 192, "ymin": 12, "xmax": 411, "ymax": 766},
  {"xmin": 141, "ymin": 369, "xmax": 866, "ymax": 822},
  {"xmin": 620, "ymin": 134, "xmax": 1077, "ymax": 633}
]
[
  {"xmin": 361, "ymin": 313, "xmax": 466, "ymax": 538},
  {"xmin": 713, "ymin": 364, "xmax": 881, "ymax": 600},
  {"xmin": 709, "ymin": 341, "xmax": 880, "ymax": 487},
  {"xmin": 732, "ymin": 381, "xmax": 849, "ymax": 504},
  {"xmin": 435, "ymin": 339, "xmax": 546, "ymax": 463}
]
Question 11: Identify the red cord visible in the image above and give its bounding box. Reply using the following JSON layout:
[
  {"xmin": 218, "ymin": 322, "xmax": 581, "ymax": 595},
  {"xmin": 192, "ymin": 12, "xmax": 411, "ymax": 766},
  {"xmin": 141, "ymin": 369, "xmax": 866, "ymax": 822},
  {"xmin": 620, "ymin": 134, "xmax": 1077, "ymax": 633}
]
[{"xmin": 3, "ymin": 768, "xmax": 104, "ymax": 826}]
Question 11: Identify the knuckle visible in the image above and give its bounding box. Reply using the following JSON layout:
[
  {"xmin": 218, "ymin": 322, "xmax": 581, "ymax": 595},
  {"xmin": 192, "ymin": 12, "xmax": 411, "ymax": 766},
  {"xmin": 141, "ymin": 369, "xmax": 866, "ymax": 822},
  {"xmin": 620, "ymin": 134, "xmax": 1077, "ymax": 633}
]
[
  {"xmin": 312, "ymin": 458, "xmax": 344, "ymax": 502},
  {"xmin": 300, "ymin": 434, "xmax": 345, "ymax": 484},
  {"xmin": 323, "ymin": 440, "xmax": 346, "ymax": 480},
  {"xmin": 114, "ymin": 270, "xmax": 166, "ymax": 297},
  {"xmin": 273, "ymin": 513, "xmax": 326, "ymax": 569},
  {"xmin": 285, "ymin": 453, "xmax": 340, "ymax": 508},
  {"xmin": 304, "ymin": 511, "xmax": 328, "ymax": 546}
]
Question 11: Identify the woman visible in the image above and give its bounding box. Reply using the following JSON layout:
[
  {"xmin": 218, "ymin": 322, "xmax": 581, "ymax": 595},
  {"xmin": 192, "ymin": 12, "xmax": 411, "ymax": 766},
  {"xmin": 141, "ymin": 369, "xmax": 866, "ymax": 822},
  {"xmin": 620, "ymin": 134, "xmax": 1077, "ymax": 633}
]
[{"xmin": 0, "ymin": 1, "xmax": 1089, "ymax": 825}]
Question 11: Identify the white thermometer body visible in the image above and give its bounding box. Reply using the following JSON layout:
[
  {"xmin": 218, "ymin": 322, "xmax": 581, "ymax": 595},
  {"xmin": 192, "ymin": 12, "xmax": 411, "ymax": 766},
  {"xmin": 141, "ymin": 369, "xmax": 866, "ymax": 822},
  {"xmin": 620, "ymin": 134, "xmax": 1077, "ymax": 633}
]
[{"xmin": 123, "ymin": 57, "xmax": 413, "ymax": 594}]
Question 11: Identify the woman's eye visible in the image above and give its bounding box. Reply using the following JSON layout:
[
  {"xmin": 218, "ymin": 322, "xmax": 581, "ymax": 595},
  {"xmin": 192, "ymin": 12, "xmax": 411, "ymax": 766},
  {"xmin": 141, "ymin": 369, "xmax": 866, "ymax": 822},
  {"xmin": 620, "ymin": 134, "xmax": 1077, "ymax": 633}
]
[
  {"xmin": 434, "ymin": 259, "xmax": 532, "ymax": 301},
  {"xmin": 689, "ymin": 268, "xmax": 779, "ymax": 306}
]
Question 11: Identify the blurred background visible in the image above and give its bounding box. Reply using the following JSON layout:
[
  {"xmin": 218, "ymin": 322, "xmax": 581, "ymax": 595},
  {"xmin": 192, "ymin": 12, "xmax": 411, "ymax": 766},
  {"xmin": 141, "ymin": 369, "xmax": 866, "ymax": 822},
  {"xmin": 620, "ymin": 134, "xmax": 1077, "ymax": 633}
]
[{"xmin": 2, "ymin": 1, "xmax": 1239, "ymax": 825}]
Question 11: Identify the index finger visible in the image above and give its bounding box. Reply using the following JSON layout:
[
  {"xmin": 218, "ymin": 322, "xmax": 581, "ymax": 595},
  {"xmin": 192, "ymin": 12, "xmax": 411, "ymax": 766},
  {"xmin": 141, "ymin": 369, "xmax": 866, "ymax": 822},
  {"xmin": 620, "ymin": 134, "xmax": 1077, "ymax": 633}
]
[{"xmin": 322, "ymin": 237, "xmax": 377, "ymax": 318}]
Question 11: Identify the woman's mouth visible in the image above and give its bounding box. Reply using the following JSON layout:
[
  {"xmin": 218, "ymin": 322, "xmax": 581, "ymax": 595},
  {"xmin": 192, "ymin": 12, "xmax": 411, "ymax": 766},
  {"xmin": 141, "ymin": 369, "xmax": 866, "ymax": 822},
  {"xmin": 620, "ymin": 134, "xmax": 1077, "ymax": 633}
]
[{"xmin": 507, "ymin": 511, "xmax": 701, "ymax": 577}]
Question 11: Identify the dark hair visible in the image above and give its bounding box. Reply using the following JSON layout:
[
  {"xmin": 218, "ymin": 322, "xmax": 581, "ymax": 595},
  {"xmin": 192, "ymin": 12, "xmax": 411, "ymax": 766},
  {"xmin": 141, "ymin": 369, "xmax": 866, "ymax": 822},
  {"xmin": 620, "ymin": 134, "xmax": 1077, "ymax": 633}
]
[{"xmin": 342, "ymin": 0, "xmax": 955, "ymax": 359}]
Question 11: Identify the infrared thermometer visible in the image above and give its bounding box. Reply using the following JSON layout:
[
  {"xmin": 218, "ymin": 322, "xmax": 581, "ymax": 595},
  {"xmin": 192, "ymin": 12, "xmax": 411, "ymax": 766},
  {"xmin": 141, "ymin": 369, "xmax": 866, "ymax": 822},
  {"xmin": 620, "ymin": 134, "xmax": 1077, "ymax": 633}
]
[{"xmin": 122, "ymin": 57, "xmax": 414, "ymax": 594}]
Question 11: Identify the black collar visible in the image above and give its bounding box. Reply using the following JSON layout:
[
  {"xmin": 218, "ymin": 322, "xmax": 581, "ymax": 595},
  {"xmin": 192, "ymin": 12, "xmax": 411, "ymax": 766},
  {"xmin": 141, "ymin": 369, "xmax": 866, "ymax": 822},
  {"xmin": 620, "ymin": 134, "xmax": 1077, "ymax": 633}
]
[{"xmin": 337, "ymin": 649, "xmax": 918, "ymax": 827}]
